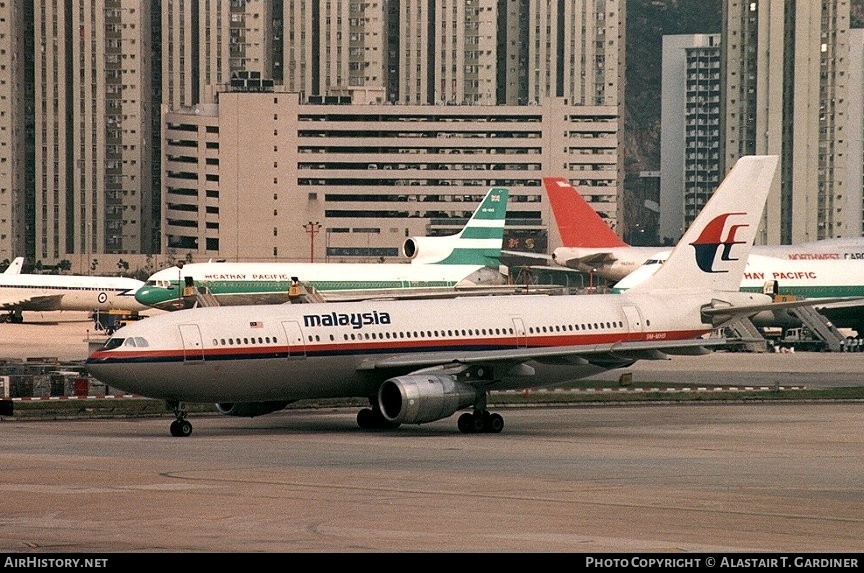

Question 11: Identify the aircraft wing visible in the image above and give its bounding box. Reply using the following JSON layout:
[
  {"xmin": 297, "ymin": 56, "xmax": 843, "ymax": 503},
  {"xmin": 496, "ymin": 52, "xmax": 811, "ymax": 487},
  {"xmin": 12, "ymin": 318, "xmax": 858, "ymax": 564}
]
[
  {"xmin": 565, "ymin": 252, "xmax": 618, "ymax": 268},
  {"xmin": 356, "ymin": 337, "xmax": 733, "ymax": 373},
  {"xmin": 500, "ymin": 250, "xmax": 554, "ymax": 267},
  {"xmin": 701, "ymin": 296, "xmax": 864, "ymax": 327},
  {"xmin": 0, "ymin": 293, "xmax": 63, "ymax": 311}
]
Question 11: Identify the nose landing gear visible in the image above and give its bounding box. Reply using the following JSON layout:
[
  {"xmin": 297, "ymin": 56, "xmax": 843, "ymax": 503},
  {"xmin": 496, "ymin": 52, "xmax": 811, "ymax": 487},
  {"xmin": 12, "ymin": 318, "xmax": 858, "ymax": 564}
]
[{"xmin": 167, "ymin": 401, "xmax": 193, "ymax": 437}]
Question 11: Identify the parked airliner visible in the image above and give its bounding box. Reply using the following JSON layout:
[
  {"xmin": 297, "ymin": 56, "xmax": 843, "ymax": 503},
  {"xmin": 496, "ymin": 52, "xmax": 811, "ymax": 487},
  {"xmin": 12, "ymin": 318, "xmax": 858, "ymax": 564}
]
[
  {"xmin": 0, "ymin": 265, "xmax": 146, "ymax": 323},
  {"xmin": 134, "ymin": 187, "xmax": 510, "ymax": 310},
  {"xmin": 612, "ymin": 251, "xmax": 864, "ymax": 334},
  {"xmin": 542, "ymin": 177, "xmax": 864, "ymax": 283},
  {"xmin": 85, "ymin": 156, "xmax": 852, "ymax": 437}
]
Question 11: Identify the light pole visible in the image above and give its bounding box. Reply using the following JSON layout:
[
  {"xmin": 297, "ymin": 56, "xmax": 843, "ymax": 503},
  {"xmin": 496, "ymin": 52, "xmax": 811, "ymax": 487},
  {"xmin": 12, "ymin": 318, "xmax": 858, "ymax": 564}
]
[
  {"xmin": 303, "ymin": 221, "xmax": 322, "ymax": 263},
  {"xmin": 177, "ymin": 260, "xmax": 184, "ymax": 310}
]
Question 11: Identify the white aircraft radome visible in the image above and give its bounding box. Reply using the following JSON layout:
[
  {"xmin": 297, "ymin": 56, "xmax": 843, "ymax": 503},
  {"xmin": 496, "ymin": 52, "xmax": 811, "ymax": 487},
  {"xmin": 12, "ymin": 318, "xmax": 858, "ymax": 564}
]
[{"xmin": 88, "ymin": 156, "xmax": 839, "ymax": 437}]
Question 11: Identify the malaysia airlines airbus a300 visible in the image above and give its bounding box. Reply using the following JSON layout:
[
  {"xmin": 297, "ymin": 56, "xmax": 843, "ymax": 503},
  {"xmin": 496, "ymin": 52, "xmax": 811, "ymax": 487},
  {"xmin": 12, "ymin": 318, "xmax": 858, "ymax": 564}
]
[{"xmin": 89, "ymin": 156, "xmax": 819, "ymax": 437}]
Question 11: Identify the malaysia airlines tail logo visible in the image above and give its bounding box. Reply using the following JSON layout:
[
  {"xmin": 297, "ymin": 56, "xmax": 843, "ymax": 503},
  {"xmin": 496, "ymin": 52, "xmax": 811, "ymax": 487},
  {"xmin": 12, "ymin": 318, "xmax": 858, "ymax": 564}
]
[{"xmin": 690, "ymin": 212, "xmax": 749, "ymax": 273}]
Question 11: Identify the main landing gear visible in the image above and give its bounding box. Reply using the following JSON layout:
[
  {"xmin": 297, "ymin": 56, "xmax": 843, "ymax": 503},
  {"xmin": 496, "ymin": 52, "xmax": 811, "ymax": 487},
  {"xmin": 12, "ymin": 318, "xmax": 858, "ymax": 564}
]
[
  {"xmin": 458, "ymin": 390, "xmax": 503, "ymax": 433},
  {"xmin": 0, "ymin": 310, "xmax": 23, "ymax": 323},
  {"xmin": 457, "ymin": 409, "xmax": 504, "ymax": 434},
  {"xmin": 167, "ymin": 400, "xmax": 193, "ymax": 437}
]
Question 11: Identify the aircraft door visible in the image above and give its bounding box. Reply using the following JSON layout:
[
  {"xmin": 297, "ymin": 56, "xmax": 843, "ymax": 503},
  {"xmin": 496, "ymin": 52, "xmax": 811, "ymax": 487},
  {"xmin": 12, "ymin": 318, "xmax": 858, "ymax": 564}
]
[
  {"xmin": 178, "ymin": 324, "xmax": 204, "ymax": 362},
  {"xmin": 281, "ymin": 320, "xmax": 306, "ymax": 358},
  {"xmin": 512, "ymin": 317, "xmax": 527, "ymax": 348},
  {"xmin": 622, "ymin": 306, "xmax": 643, "ymax": 341}
]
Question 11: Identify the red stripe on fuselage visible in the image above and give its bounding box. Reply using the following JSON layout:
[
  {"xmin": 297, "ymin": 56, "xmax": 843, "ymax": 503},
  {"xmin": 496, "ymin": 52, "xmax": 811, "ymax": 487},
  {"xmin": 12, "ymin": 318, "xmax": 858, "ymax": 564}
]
[{"xmin": 87, "ymin": 329, "xmax": 709, "ymax": 363}]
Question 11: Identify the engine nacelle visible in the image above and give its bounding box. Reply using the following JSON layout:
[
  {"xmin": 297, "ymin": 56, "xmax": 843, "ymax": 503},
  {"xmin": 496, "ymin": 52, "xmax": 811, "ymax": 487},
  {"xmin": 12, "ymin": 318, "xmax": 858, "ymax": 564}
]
[
  {"xmin": 402, "ymin": 236, "xmax": 454, "ymax": 264},
  {"xmin": 216, "ymin": 401, "xmax": 292, "ymax": 418},
  {"xmin": 377, "ymin": 374, "xmax": 481, "ymax": 425}
]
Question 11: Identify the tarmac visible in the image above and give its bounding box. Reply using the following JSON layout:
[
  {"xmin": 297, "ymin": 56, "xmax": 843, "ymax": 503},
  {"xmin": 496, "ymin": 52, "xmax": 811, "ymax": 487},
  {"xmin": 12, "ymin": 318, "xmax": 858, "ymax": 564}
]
[{"xmin": 2, "ymin": 311, "xmax": 864, "ymax": 553}]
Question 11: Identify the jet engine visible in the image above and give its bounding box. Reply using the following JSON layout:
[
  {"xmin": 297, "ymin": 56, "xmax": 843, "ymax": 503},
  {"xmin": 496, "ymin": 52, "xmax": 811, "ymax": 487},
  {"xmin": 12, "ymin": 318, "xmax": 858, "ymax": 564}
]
[
  {"xmin": 377, "ymin": 374, "xmax": 481, "ymax": 425},
  {"xmin": 216, "ymin": 401, "xmax": 293, "ymax": 417},
  {"xmin": 402, "ymin": 236, "xmax": 453, "ymax": 264}
]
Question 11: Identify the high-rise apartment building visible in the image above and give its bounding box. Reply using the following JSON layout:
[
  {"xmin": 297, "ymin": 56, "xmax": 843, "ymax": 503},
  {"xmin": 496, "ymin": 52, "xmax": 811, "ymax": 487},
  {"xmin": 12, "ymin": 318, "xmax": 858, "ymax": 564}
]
[
  {"xmin": 0, "ymin": 1, "xmax": 34, "ymax": 264},
  {"xmin": 28, "ymin": 0, "xmax": 160, "ymax": 271},
  {"xmin": 280, "ymin": 1, "xmax": 623, "ymax": 109},
  {"xmin": 722, "ymin": 0, "xmax": 851, "ymax": 244},
  {"xmin": 660, "ymin": 34, "xmax": 722, "ymax": 244},
  {"xmin": 163, "ymin": 0, "xmax": 275, "ymax": 108},
  {"xmin": 1, "ymin": 0, "xmax": 625, "ymax": 270}
]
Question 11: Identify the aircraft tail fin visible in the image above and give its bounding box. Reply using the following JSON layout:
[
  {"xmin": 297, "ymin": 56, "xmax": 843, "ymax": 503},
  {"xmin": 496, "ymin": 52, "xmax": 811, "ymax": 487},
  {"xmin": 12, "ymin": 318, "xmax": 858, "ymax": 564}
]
[
  {"xmin": 403, "ymin": 187, "xmax": 509, "ymax": 265},
  {"xmin": 3, "ymin": 257, "xmax": 24, "ymax": 275},
  {"xmin": 544, "ymin": 177, "xmax": 627, "ymax": 248},
  {"xmin": 628, "ymin": 155, "xmax": 779, "ymax": 294}
]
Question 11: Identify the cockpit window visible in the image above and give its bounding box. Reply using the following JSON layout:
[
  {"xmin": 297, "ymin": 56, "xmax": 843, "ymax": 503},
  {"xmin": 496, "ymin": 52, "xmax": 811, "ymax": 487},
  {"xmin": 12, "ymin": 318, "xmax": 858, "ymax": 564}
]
[{"xmin": 103, "ymin": 338, "xmax": 125, "ymax": 350}]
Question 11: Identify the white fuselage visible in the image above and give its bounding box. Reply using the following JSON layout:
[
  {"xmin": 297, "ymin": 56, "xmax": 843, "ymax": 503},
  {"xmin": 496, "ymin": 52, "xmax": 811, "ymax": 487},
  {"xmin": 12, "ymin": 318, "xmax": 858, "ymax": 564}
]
[
  {"xmin": 135, "ymin": 261, "xmax": 505, "ymax": 309},
  {"xmin": 0, "ymin": 274, "xmax": 146, "ymax": 312},
  {"xmin": 86, "ymin": 289, "xmax": 769, "ymax": 403},
  {"xmin": 553, "ymin": 238, "xmax": 864, "ymax": 283}
]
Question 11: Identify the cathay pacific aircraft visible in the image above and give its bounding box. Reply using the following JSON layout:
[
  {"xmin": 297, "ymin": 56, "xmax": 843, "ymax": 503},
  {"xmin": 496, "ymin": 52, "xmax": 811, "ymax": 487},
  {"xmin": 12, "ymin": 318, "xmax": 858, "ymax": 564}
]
[
  {"xmin": 85, "ymin": 156, "xmax": 848, "ymax": 437},
  {"xmin": 135, "ymin": 187, "xmax": 511, "ymax": 310},
  {"xmin": 611, "ymin": 250, "xmax": 864, "ymax": 334}
]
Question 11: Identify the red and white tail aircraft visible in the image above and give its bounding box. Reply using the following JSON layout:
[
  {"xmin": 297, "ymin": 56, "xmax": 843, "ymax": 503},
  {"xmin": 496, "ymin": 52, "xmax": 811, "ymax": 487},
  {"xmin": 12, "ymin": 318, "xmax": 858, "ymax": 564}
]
[
  {"xmin": 544, "ymin": 178, "xmax": 864, "ymax": 283},
  {"xmin": 87, "ymin": 155, "xmax": 829, "ymax": 437}
]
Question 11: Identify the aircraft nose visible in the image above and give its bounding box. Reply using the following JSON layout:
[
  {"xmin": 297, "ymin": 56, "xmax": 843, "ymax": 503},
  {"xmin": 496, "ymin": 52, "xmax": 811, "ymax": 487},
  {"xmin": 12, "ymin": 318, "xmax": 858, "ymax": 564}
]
[{"xmin": 135, "ymin": 286, "xmax": 174, "ymax": 308}]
